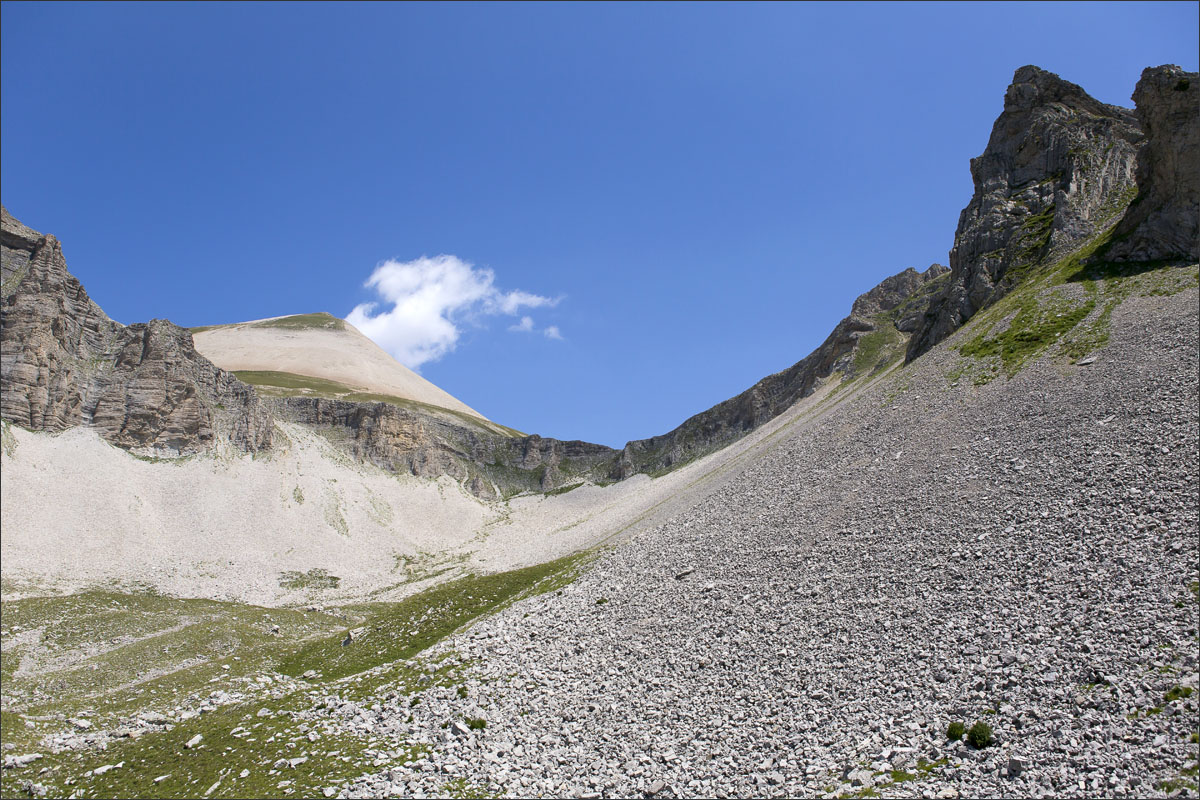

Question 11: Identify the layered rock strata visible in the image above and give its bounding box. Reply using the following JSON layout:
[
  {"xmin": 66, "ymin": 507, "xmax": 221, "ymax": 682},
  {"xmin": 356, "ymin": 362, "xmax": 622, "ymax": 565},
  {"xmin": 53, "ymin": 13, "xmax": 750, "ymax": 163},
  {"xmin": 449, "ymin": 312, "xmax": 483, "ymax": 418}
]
[
  {"xmin": 274, "ymin": 396, "xmax": 616, "ymax": 499},
  {"xmin": 0, "ymin": 207, "xmax": 273, "ymax": 454}
]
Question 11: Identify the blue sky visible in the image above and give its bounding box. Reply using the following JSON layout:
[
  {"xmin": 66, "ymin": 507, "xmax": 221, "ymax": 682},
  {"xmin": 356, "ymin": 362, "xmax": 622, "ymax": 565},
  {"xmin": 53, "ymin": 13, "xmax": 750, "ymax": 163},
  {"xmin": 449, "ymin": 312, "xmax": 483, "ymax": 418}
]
[{"xmin": 3, "ymin": 2, "xmax": 1196, "ymax": 446}]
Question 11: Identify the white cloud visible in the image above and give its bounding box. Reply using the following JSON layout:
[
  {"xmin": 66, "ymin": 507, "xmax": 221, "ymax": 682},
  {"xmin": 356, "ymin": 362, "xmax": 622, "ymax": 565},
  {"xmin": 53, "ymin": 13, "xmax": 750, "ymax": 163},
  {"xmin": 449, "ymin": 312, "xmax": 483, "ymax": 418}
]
[
  {"xmin": 346, "ymin": 255, "xmax": 559, "ymax": 369},
  {"xmin": 509, "ymin": 316, "xmax": 535, "ymax": 333},
  {"xmin": 543, "ymin": 325, "xmax": 563, "ymax": 340}
]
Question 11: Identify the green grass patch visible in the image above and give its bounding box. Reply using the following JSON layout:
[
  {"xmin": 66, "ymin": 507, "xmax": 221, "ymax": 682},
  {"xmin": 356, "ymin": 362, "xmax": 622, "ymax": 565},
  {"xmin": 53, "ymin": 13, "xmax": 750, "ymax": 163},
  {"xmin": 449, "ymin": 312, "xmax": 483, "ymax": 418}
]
[
  {"xmin": 278, "ymin": 569, "xmax": 340, "ymax": 591},
  {"xmin": 45, "ymin": 700, "xmax": 389, "ymax": 800},
  {"xmin": 1, "ymin": 418, "xmax": 17, "ymax": 457},
  {"xmin": 251, "ymin": 312, "xmax": 347, "ymax": 331},
  {"xmin": 1165, "ymin": 685, "xmax": 1195, "ymax": 703},
  {"xmin": 1013, "ymin": 203, "xmax": 1056, "ymax": 265},
  {"xmin": 852, "ymin": 320, "xmax": 903, "ymax": 378},
  {"xmin": 957, "ymin": 217, "xmax": 1199, "ymax": 381},
  {"xmin": 1, "ymin": 548, "xmax": 606, "ymax": 797},
  {"xmin": 544, "ymin": 481, "xmax": 584, "ymax": 497},
  {"xmin": 0, "ymin": 591, "xmax": 347, "ymax": 731},
  {"xmin": 277, "ymin": 551, "xmax": 596, "ymax": 681},
  {"xmin": 233, "ymin": 370, "xmax": 359, "ymax": 396},
  {"xmin": 442, "ymin": 776, "xmax": 500, "ymax": 799}
]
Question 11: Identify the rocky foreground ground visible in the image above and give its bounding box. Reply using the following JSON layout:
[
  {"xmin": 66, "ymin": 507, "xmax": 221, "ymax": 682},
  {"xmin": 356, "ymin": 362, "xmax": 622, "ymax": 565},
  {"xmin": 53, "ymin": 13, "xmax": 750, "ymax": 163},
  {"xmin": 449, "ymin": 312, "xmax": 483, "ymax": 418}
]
[{"xmin": 312, "ymin": 286, "xmax": 1199, "ymax": 799}]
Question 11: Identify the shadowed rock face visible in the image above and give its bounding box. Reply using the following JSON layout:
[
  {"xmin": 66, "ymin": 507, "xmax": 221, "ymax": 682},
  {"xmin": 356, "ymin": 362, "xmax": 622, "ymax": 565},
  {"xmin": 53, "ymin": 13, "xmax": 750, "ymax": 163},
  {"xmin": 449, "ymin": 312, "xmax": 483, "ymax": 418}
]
[
  {"xmin": 906, "ymin": 65, "xmax": 1143, "ymax": 362},
  {"xmin": 1104, "ymin": 65, "xmax": 1199, "ymax": 263},
  {"xmin": 0, "ymin": 207, "xmax": 274, "ymax": 454}
]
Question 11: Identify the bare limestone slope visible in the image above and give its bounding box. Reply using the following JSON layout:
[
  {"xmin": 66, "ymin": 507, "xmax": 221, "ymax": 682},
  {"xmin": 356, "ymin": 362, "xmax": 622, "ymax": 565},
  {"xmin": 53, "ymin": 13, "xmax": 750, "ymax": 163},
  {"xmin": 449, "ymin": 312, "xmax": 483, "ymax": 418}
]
[{"xmin": 191, "ymin": 314, "xmax": 491, "ymax": 422}]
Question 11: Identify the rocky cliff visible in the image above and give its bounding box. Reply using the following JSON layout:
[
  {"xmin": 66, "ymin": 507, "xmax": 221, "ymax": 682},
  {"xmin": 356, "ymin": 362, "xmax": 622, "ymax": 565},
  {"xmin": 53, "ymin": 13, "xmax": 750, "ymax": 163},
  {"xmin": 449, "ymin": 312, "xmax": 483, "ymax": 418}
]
[
  {"xmin": 274, "ymin": 396, "xmax": 616, "ymax": 499},
  {"xmin": 0, "ymin": 207, "xmax": 274, "ymax": 454},
  {"xmin": 1103, "ymin": 65, "xmax": 1199, "ymax": 263},
  {"xmin": 906, "ymin": 66, "xmax": 1143, "ymax": 361}
]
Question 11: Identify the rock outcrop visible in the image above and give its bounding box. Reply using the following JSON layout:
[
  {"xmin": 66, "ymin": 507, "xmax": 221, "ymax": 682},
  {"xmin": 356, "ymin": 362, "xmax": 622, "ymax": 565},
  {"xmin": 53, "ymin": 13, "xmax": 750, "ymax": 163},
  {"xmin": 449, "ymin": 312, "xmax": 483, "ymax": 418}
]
[
  {"xmin": 0, "ymin": 207, "xmax": 273, "ymax": 454},
  {"xmin": 906, "ymin": 66, "xmax": 1143, "ymax": 361},
  {"xmin": 1103, "ymin": 65, "xmax": 1199, "ymax": 263}
]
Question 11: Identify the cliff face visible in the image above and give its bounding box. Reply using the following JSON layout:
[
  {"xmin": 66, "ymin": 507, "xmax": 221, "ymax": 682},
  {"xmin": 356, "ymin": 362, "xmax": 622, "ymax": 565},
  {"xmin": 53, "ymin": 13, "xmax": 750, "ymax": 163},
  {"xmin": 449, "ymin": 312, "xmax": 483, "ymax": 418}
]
[
  {"xmin": 906, "ymin": 66, "xmax": 1143, "ymax": 361},
  {"xmin": 0, "ymin": 207, "xmax": 273, "ymax": 454},
  {"xmin": 1104, "ymin": 65, "xmax": 1200, "ymax": 263},
  {"xmin": 275, "ymin": 396, "xmax": 616, "ymax": 499}
]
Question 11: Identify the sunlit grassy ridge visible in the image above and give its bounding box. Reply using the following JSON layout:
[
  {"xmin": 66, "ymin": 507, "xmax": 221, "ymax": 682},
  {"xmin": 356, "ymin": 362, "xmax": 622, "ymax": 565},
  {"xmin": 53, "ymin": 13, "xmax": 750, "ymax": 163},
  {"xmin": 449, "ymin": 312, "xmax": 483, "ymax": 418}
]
[{"xmin": 189, "ymin": 313, "xmax": 346, "ymax": 335}]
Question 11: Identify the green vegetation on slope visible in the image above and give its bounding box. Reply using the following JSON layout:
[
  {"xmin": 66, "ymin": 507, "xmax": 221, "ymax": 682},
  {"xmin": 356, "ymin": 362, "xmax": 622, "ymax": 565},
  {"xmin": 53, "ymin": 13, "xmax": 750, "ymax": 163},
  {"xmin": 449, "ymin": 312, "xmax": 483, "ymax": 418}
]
[
  {"xmin": 0, "ymin": 551, "xmax": 597, "ymax": 799},
  {"xmin": 954, "ymin": 223, "xmax": 1199, "ymax": 383},
  {"xmin": 251, "ymin": 313, "xmax": 347, "ymax": 331},
  {"xmin": 232, "ymin": 370, "xmax": 359, "ymax": 396},
  {"xmin": 279, "ymin": 551, "xmax": 596, "ymax": 681},
  {"xmin": 189, "ymin": 314, "xmax": 348, "ymax": 334},
  {"xmin": 852, "ymin": 317, "xmax": 904, "ymax": 378},
  {"xmin": 0, "ymin": 591, "xmax": 344, "ymax": 724}
]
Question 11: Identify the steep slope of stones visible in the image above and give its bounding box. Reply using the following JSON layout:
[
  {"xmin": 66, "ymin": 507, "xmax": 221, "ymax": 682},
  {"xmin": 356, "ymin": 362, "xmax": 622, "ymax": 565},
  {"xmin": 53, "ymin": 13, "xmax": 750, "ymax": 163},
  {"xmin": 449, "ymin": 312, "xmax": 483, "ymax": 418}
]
[
  {"xmin": 0, "ymin": 207, "xmax": 273, "ymax": 454},
  {"xmin": 1105, "ymin": 65, "xmax": 1200, "ymax": 263},
  {"xmin": 306, "ymin": 63, "xmax": 1198, "ymax": 797},
  {"xmin": 907, "ymin": 66, "xmax": 1143, "ymax": 361},
  {"xmin": 339, "ymin": 275, "xmax": 1200, "ymax": 800}
]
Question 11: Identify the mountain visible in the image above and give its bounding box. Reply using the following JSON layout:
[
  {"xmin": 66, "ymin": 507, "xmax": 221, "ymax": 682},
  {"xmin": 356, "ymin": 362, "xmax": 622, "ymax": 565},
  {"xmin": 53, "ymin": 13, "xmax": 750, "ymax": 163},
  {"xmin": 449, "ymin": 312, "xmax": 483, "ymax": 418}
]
[
  {"xmin": 906, "ymin": 64, "xmax": 1197, "ymax": 362},
  {"xmin": 0, "ymin": 214, "xmax": 951, "ymax": 499},
  {"xmin": 190, "ymin": 313, "xmax": 490, "ymax": 422},
  {"xmin": 1, "ymin": 63, "xmax": 1197, "ymax": 800}
]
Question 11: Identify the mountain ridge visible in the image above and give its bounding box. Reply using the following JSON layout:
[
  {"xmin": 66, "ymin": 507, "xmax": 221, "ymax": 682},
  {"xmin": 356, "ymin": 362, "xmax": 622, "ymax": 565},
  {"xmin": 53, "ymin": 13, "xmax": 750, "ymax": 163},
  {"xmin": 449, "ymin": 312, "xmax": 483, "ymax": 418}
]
[{"xmin": 0, "ymin": 213, "xmax": 954, "ymax": 497}]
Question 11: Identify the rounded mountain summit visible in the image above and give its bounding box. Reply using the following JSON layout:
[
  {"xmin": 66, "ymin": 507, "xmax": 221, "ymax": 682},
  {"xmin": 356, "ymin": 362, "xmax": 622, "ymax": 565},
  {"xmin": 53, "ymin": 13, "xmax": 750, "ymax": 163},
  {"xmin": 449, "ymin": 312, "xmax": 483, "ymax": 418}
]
[{"xmin": 190, "ymin": 312, "xmax": 494, "ymax": 426}]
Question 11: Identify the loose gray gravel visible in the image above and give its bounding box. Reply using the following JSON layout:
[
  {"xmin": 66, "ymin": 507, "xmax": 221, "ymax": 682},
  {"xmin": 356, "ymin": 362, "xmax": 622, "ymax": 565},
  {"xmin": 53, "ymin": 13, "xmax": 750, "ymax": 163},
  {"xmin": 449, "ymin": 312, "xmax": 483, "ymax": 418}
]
[{"xmin": 324, "ymin": 287, "xmax": 1199, "ymax": 799}]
